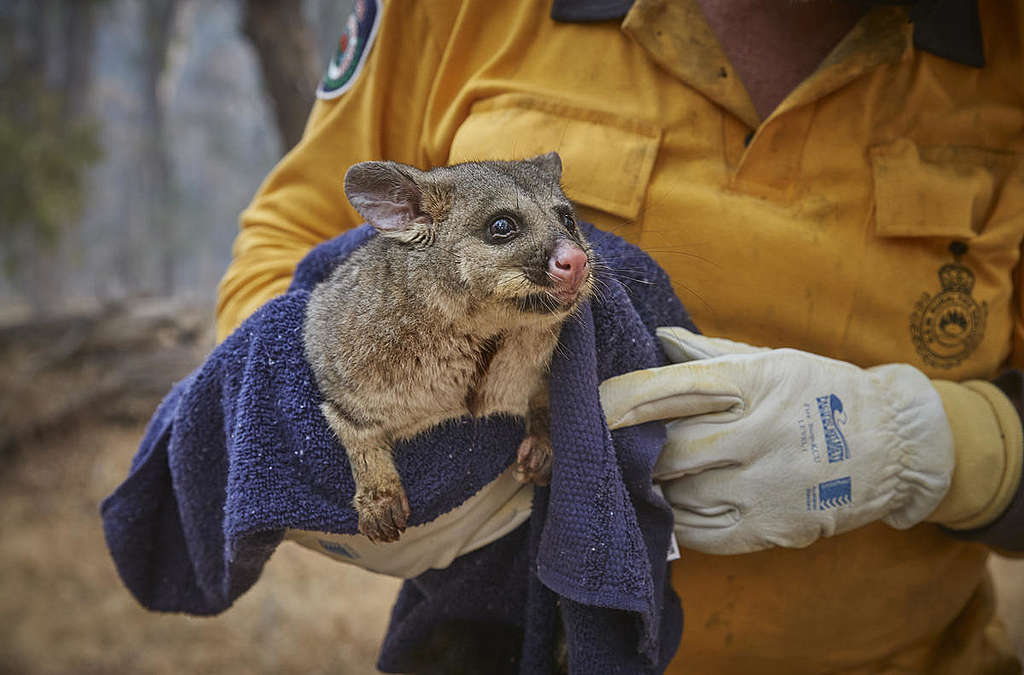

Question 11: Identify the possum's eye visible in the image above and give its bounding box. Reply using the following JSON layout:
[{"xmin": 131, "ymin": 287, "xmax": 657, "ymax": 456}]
[
  {"xmin": 562, "ymin": 213, "xmax": 577, "ymax": 232},
  {"xmin": 488, "ymin": 216, "xmax": 518, "ymax": 242}
]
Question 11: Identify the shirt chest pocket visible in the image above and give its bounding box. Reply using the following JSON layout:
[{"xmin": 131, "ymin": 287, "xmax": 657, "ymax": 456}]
[
  {"xmin": 447, "ymin": 94, "xmax": 662, "ymax": 222},
  {"xmin": 865, "ymin": 137, "xmax": 1024, "ymax": 375},
  {"xmin": 869, "ymin": 137, "xmax": 1023, "ymax": 240}
]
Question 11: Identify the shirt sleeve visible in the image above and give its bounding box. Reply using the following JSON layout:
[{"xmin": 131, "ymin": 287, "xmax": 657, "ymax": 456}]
[
  {"xmin": 946, "ymin": 190, "xmax": 1024, "ymax": 548},
  {"xmin": 215, "ymin": 0, "xmax": 455, "ymax": 341},
  {"xmin": 944, "ymin": 146, "xmax": 1024, "ymax": 549},
  {"xmin": 950, "ymin": 370, "xmax": 1024, "ymax": 551}
]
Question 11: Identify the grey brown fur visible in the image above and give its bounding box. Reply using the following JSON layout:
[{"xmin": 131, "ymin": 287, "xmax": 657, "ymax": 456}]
[{"xmin": 303, "ymin": 153, "xmax": 593, "ymax": 542}]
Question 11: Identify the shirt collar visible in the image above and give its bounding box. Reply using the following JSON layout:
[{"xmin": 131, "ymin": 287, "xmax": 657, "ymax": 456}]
[
  {"xmin": 550, "ymin": 0, "xmax": 633, "ymax": 22},
  {"xmin": 550, "ymin": 0, "xmax": 985, "ymax": 68}
]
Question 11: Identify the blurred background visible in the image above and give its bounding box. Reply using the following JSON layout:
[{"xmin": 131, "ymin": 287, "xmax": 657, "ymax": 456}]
[
  {"xmin": 0, "ymin": 1, "xmax": 1022, "ymax": 673},
  {"xmin": 1, "ymin": 0, "xmax": 402, "ymax": 673}
]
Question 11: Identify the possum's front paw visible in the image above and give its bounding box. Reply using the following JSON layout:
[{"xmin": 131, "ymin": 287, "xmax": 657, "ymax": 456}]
[
  {"xmin": 514, "ymin": 434, "xmax": 552, "ymax": 485},
  {"xmin": 354, "ymin": 481, "xmax": 411, "ymax": 543}
]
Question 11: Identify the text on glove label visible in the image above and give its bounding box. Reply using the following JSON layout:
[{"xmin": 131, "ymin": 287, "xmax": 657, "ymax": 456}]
[
  {"xmin": 806, "ymin": 476, "xmax": 853, "ymax": 511},
  {"xmin": 798, "ymin": 403, "xmax": 822, "ymax": 463}
]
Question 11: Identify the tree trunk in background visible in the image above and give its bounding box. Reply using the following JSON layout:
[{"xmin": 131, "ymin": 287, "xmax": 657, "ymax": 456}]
[
  {"xmin": 141, "ymin": 0, "xmax": 178, "ymax": 296},
  {"xmin": 242, "ymin": 0, "xmax": 319, "ymax": 151},
  {"xmin": 10, "ymin": 0, "xmax": 99, "ymax": 315},
  {"xmin": 18, "ymin": 1, "xmax": 61, "ymax": 315},
  {"xmin": 61, "ymin": 1, "xmax": 97, "ymax": 120}
]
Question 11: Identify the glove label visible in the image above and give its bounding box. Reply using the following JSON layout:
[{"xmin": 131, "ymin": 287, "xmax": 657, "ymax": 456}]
[
  {"xmin": 807, "ymin": 476, "xmax": 853, "ymax": 511},
  {"xmin": 816, "ymin": 394, "xmax": 850, "ymax": 463},
  {"xmin": 317, "ymin": 538, "xmax": 361, "ymax": 559},
  {"xmin": 799, "ymin": 394, "xmax": 850, "ymax": 466}
]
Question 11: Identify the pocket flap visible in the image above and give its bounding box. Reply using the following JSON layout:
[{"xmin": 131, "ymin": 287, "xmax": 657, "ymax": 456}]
[
  {"xmin": 448, "ymin": 95, "xmax": 662, "ymax": 220},
  {"xmin": 869, "ymin": 138, "xmax": 1000, "ymax": 239}
]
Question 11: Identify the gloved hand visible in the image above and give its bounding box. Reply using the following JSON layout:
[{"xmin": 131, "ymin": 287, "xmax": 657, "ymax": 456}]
[
  {"xmin": 285, "ymin": 467, "xmax": 533, "ymax": 578},
  {"xmin": 599, "ymin": 327, "xmax": 954, "ymax": 555}
]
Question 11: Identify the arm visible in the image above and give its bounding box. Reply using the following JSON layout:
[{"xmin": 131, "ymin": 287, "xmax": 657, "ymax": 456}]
[
  {"xmin": 941, "ymin": 370, "xmax": 1024, "ymax": 550},
  {"xmin": 939, "ymin": 227, "xmax": 1024, "ymax": 549},
  {"xmin": 600, "ymin": 328, "xmax": 1024, "ymax": 554}
]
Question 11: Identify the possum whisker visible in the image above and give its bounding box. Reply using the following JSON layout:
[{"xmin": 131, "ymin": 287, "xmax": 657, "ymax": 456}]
[
  {"xmin": 591, "ymin": 261, "xmax": 655, "ymax": 286},
  {"xmin": 639, "ymin": 247, "xmax": 719, "ymax": 268},
  {"xmin": 591, "ymin": 271, "xmax": 625, "ymax": 297},
  {"xmin": 603, "ymin": 272, "xmax": 655, "ymax": 286},
  {"xmin": 588, "ymin": 278, "xmax": 612, "ymax": 306},
  {"xmin": 547, "ymin": 324, "xmax": 571, "ymax": 362},
  {"xmin": 672, "ymin": 281, "xmax": 713, "ymax": 314}
]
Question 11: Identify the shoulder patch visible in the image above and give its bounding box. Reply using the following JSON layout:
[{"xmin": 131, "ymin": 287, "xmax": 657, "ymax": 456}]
[{"xmin": 316, "ymin": 0, "xmax": 382, "ymax": 101}]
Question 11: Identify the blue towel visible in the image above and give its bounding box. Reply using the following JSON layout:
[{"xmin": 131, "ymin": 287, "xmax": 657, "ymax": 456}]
[{"xmin": 101, "ymin": 223, "xmax": 695, "ymax": 674}]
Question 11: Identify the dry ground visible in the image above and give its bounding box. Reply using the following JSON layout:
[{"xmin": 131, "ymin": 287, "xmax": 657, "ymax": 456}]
[
  {"xmin": 0, "ymin": 420, "xmax": 401, "ymax": 675},
  {"xmin": 2, "ymin": 417, "xmax": 1023, "ymax": 674}
]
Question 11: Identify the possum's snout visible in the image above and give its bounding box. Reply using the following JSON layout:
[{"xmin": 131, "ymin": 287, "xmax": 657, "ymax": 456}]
[{"xmin": 548, "ymin": 240, "xmax": 590, "ymax": 304}]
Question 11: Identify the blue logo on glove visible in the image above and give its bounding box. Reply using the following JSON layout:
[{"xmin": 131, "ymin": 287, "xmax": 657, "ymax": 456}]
[
  {"xmin": 817, "ymin": 476, "xmax": 852, "ymax": 510},
  {"xmin": 817, "ymin": 394, "xmax": 849, "ymax": 463},
  {"xmin": 318, "ymin": 539, "xmax": 360, "ymax": 559}
]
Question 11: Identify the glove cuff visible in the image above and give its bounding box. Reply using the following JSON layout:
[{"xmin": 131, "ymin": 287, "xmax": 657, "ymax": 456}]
[
  {"xmin": 875, "ymin": 364, "xmax": 954, "ymax": 529},
  {"xmin": 927, "ymin": 380, "xmax": 1024, "ymax": 530}
]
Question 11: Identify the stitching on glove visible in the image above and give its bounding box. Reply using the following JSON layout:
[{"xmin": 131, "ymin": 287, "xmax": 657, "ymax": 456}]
[{"xmin": 879, "ymin": 373, "xmax": 918, "ymax": 519}]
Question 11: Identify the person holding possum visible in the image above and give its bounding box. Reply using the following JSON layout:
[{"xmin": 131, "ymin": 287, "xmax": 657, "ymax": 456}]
[{"xmin": 218, "ymin": 1, "xmax": 1024, "ymax": 672}]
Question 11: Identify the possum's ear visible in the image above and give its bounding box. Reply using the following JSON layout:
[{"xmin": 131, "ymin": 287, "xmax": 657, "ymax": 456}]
[
  {"xmin": 524, "ymin": 152, "xmax": 562, "ymax": 181},
  {"xmin": 344, "ymin": 162, "xmax": 433, "ymax": 240}
]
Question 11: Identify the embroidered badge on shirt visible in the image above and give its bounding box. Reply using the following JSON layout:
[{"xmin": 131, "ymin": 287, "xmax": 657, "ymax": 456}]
[
  {"xmin": 909, "ymin": 242, "xmax": 987, "ymax": 369},
  {"xmin": 316, "ymin": 0, "xmax": 381, "ymax": 100}
]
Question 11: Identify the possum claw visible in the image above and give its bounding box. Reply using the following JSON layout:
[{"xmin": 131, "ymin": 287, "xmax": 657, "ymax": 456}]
[
  {"xmin": 355, "ymin": 482, "xmax": 411, "ymax": 543},
  {"xmin": 514, "ymin": 434, "xmax": 552, "ymax": 486}
]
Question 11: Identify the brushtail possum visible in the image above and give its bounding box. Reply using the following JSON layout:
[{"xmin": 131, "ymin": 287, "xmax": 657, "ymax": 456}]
[{"xmin": 304, "ymin": 153, "xmax": 594, "ymax": 543}]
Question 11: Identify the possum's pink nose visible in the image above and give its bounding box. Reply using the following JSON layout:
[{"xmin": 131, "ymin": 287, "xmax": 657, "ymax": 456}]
[{"xmin": 548, "ymin": 241, "xmax": 589, "ymax": 298}]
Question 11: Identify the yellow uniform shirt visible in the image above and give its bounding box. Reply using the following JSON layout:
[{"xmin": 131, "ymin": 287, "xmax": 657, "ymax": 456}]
[{"xmin": 218, "ymin": 1, "xmax": 1024, "ymax": 672}]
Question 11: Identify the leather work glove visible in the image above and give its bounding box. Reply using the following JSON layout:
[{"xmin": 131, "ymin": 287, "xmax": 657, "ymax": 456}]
[{"xmin": 600, "ymin": 327, "xmax": 956, "ymax": 555}]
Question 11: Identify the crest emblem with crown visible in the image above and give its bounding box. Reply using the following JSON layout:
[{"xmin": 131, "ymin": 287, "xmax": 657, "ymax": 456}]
[{"xmin": 910, "ymin": 242, "xmax": 987, "ymax": 369}]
